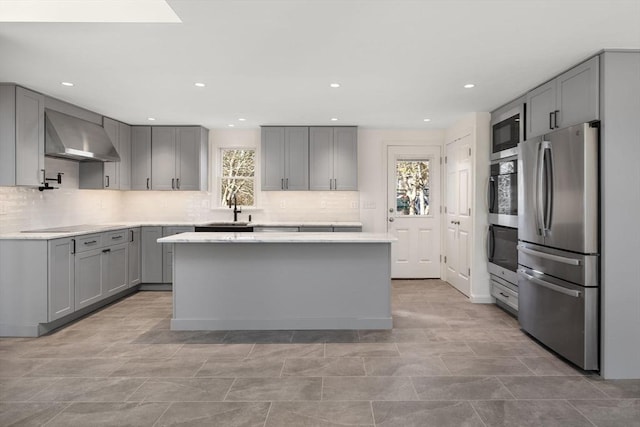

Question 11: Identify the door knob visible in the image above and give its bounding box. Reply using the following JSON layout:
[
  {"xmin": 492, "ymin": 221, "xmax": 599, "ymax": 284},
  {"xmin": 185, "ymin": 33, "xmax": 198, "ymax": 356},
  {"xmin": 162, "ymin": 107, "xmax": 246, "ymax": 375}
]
[
  {"xmin": 389, "ymin": 208, "xmax": 394, "ymax": 213},
  {"xmin": 389, "ymin": 218, "xmax": 394, "ymax": 222}
]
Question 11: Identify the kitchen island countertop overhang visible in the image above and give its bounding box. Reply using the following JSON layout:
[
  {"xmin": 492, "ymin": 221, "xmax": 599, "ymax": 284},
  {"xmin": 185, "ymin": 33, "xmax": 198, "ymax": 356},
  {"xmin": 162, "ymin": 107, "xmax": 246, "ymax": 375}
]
[{"xmin": 158, "ymin": 232, "xmax": 396, "ymax": 331}]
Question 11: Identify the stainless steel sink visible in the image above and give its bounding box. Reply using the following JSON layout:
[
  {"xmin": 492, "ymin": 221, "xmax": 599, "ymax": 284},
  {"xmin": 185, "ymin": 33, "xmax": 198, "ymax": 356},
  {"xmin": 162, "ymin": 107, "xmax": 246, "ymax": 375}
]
[{"xmin": 195, "ymin": 222, "xmax": 253, "ymax": 232}]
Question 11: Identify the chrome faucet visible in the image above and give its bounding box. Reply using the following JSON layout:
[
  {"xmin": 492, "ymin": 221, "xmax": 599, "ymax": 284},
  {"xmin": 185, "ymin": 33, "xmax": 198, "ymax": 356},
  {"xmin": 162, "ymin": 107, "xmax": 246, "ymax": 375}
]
[{"xmin": 228, "ymin": 192, "xmax": 241, "ymax": 222}]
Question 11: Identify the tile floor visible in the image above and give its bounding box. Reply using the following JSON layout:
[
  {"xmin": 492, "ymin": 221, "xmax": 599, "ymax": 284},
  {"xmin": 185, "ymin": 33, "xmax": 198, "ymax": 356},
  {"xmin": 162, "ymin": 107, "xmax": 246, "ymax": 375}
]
[{"xmin": 0, "ymin": 279, "xmax": 638, "ymax": 426}]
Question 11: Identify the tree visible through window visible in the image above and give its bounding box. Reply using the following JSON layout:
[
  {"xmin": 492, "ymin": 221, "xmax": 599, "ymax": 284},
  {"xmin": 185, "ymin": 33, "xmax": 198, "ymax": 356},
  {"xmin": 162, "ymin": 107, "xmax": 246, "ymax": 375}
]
[
  {"xmin": 220, "ymin": 149, "xmax": 255, "ymax": 206},
  {"xmin": 396, "ymin": 159, "xmax": 430, "ymax": 215}
]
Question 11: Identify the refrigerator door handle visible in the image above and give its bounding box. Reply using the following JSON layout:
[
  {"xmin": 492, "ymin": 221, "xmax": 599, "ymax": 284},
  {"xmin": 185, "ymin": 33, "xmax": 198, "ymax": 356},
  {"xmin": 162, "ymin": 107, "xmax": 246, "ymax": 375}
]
[
  {"xmin": 535, "ymin": 141, "xmax": 546, "ymax": 235},
  {"xmin": 543, "ymin": 142, "xmax": 554, "ymax": 234},
  {"xmin": 516, "ymin": 244, "xmax": 581, "ymax": 265},
  {"xmin": 519, "ymin": 268, "xmax": 582, "ymax": 298}
]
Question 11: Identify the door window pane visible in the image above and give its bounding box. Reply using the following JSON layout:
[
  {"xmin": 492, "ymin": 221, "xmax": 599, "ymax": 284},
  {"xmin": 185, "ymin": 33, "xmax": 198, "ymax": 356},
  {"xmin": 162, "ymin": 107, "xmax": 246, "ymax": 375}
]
[{"xmin": 396, "ymin": 159, "xmax": 430, "ymax": 215}]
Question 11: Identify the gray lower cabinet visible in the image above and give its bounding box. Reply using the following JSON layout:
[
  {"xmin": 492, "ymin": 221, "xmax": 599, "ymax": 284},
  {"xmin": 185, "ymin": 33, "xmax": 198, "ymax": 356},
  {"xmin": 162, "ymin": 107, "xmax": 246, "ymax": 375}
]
[
  {"xmin": 141, "ymin": 226, "xmax": 163, "ymax": 283},
  {"xmin": 74, "ymin": 247, "xmax": 104, "ymax": 310},
  {"xmin": 0, "ymin": 85, "xmax": 45, "ymax": 187},
  {"xmin": 103, "ymin": 242, "xmax": 128, "ymax": 296},
  {"xmin": 47, "ymin": 238, "xmax": 75, "ymax": 321},
  {"xmin": 333, "ymin": 226, "xmax": 362, "ymax": 232},
  {"xmin": 128, "ymin": 228, "xmax": 141, "ymax": 287},
  {"xmin": 131, "ymin": 126, "xmax": 152, "ymax": 190},
  {"xmin": 309, "ymin": 127, "xmax": 357, "ymax": 190},
  {"xmin": 261, "ymin": 126, "xmax": 309, "ymax": 190},
  {"xmin": 526, "ymin": 56, "xmax": 599, "ymax": 138},
  {"xmin": 151, "ymin": 127, "xmax": 208, "ymax": 191},
  {"xmin": 74, "ymin": 230, "xmax": 129, "ymax": 309},
  {"xmin": 162, "ymin": 226, "xmax": 194, "ymax": 282}
]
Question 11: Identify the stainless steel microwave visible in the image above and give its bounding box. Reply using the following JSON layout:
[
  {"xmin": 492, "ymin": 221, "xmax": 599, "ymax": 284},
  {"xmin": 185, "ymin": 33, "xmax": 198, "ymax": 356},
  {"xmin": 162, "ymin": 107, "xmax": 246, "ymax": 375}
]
[{"xmin": 490, "ymin": 103, "xmax": 524, "ymax": 161}]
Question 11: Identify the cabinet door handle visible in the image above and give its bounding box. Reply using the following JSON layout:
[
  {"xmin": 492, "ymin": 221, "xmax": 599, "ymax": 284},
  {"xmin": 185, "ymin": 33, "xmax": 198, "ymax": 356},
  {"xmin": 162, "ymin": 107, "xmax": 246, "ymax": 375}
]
[
  {"xmin": 171, "ymin": 178, "xmax": 175, "ymax": 190},
  {"xmin": 329, "ymin": 179, "xmax": 333, "ymax": 190},
  {"xmin": 41, "ymin": 169, "xmax": 46, "ymax": 185},
  {"xmin": 71, "ymin": 239, "xmax": 76, "ymax": 254},
  {"xmin": 130, "ymin": 230, "xmax": 134, "ymax": 242},
  {"xmin": 499, "ymin": 292, "xmax": 509, "ymax": 298},
  {"xmin": 112, "ymin": 235, "xmax": 123, "ymax": 240},
  {"xmin": 281, "ymin": 178, "xmax": 284, "ymax": 190},
  {"xmin": 84, "ymin": 240, "xmax": 97, "ymax": 245},
  {"xmin": 554, "ymin": 110, "xmax": 560, "ymax": 128},
  {"xmin": 102, "ymin": 248, "xmax": 111, "ymax": 253},
  {"xmin": 105, "ymin": 175, "xmax": 110, "ymax": 188},
  {"xmin": 146, "ymin": 178, "xmax": 150, "ymax": 190},
  {"xmin": 549, "ymin": 112, "xmax": 554, "ymax": 130},
  {"xmin": 176, "ymin": 178, "xmax": 180, "ymax": 189}
]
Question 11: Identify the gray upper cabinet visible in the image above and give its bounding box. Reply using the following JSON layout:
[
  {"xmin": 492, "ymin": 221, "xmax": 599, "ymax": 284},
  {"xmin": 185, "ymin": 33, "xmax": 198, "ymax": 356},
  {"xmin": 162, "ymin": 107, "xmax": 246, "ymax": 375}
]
[
  {"xmin": 309, "ymin": 127, "xmax": 357, "ymax": 191},
  {"xmin": 131, "ymin": 126, "xmax": 152, "ymax": 190},
  {"xmin": 102, "ymin": 118, "xmax": 120, "ymax": 189},
  {"xmin": 261, "ymin": 126, "xmax": 309, "ymax": 190},
  {"xmin": 0, "ymin": 85, "xmax": 45, "ymax": 187},
  {"xmin": 118, "ymin": 122, "xmax": 131, "ymax": 190},
  {"xmin": 526, "ymin": 56, "xmax": 599, "ymax": 138},
  {"xmin": 80, "ymin": 118, "xmax": 131, "ymax": 190},
  {"xmin": 151, "ymin": 126, "xmax": 208, "ymax": 191}
]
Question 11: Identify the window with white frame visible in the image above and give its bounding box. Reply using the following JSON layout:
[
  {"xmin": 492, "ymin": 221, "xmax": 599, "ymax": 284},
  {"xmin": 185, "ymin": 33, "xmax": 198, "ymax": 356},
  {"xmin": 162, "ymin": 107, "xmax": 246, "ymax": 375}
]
[{"xmin": 219, "ymin": 148, "xmax": 255, "ymax": 207}]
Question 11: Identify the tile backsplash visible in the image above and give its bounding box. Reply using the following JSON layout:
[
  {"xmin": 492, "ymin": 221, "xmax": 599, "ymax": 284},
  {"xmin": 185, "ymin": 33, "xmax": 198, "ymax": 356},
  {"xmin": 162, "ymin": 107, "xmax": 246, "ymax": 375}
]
[{"xmin": 0, "ymin": 187, "xmax": 359, "ymax": 233}]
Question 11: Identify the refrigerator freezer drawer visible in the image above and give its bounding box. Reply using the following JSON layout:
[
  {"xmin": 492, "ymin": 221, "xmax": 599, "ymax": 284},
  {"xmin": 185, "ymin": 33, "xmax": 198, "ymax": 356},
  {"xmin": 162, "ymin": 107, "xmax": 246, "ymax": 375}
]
[
  {"xmin": 518, "ymin": 268, "xmax": 598, "ymax": 370},
  {"xmin": 517, "ymin": 241, "xmax": 599, "ymax": 287}
]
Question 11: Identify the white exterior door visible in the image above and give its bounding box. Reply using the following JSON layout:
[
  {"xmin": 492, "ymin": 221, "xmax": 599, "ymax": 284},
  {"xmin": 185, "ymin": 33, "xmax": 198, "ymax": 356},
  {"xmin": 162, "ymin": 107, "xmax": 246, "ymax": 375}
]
[
  {"xmin": 445, "ymin": 136, "xmax": 472, "ymax": 296},
  {"xmin": 387, "ymin": 146, "xmax": 441, "ymax": 278}
]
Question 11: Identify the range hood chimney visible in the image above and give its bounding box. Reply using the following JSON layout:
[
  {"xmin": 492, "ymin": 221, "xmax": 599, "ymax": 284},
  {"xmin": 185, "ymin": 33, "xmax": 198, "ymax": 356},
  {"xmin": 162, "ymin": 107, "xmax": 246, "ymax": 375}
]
[{"xmin": 45, "ymin": 109, "xmax": 120, "ymax": 162}]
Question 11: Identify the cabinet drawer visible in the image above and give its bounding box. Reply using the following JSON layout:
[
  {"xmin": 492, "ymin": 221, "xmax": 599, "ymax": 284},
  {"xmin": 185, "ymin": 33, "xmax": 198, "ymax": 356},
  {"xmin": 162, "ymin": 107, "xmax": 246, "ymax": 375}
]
[
  {"xmin": 491, "ymin": 279, "xmax": 518, "ymax": 311},
  {"xmin": 76, "ymin": 234, "xmax": 102, "ymax": 252},
  {"xmin": 105, "ymin": 230, "xmax": 128, "ymax": 246}
]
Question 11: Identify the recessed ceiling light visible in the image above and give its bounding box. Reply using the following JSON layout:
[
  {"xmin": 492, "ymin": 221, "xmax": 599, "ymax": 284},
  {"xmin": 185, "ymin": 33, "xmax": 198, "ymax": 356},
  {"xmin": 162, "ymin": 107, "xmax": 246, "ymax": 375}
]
[
  {"xmin": 464, "ymin": 83, "xmax": 475, "ymax": 89},
  {"xmin": 423, "ymin": 118, "xmax": 431, "ymax": 122},
  {"xmin": 228, "ymin": 124, "xmax": 235, "ymax": 127},
  {"xmin": 331, "ymin": 118, "xmax": 338, "ymax": 121},
  {"xmin": 330, "ymin": 83, "xmax": 341, "ymax": 88},
  {"xmin": 238, "ymin": 118, "xmax": 246, "ymax": 122},
  {"xmin": 147, "ymin": 117, "xmax": 156, "ymax": 121},
  {"xmin": 194, "ymin": 82, "xmax": 205, "ymax": 87},
  {"xmin": 61, "ymin": 81, "xmax": 74, "ymax": 87}
]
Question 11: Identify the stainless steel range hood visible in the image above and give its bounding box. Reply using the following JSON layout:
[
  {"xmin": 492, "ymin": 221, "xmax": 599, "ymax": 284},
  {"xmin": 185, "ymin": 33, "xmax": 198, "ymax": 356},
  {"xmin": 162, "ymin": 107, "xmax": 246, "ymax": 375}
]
[{"xmin": 45, "ymin": 109, "xmax": 120, "ymax": 162}]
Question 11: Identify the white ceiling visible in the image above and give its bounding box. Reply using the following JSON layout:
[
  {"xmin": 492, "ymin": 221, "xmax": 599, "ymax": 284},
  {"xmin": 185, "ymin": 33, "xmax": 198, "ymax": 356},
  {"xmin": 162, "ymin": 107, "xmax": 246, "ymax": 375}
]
[{"xmin": 1, "ymin": 0, "xmax": 638, "ymax": 129}]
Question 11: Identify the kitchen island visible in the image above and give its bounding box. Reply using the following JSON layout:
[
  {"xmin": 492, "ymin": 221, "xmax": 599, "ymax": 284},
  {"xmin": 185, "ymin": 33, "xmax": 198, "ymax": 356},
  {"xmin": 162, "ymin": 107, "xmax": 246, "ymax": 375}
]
[{"xmin": 157, "ymin": 232, "xmax": 394, "ymax": 330}]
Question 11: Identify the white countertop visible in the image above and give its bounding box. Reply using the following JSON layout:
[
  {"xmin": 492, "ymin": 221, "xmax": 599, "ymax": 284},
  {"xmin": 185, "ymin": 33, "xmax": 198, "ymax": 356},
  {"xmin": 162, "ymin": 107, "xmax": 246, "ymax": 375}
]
[
  {"xmin": 0, "ymin": 221, "xmax": 363, "ymax": 240},
  {"xmin": 158, "ymin": 232, "xmax": 394, "ymax": 244}
]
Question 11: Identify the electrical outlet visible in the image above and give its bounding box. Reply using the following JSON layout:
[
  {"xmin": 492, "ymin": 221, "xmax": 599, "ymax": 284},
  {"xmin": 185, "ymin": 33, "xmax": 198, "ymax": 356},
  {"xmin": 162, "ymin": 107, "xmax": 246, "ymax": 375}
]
[
  {"xmin": 363, "ymin": 201, "xmax": 376, "ymax": 209},
  {"xmin": 279, "ymin": 200, "xmax": 286, "ymax": 209},
  {"xmin": 350, "ymin": 201, "xmax": 359, "ymax": 209}
]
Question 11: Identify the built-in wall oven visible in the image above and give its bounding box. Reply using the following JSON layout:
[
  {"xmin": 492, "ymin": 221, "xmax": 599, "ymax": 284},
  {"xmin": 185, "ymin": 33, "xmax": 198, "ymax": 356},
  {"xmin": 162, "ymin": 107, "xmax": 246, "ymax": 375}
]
[
  {"xmin": 488, "ymin": 157, "xmax": 518, "ymax": 228},
  {"xmin": 488, "ymin": 224, "xmax": 519, "ymax": 314},
  {"xmin": 490, "ymin": 98, "xmax": 524, "ymax": 161},
  {"xmin": 488, "ymin": 97, "xmax": 524, "ymax": 315}
]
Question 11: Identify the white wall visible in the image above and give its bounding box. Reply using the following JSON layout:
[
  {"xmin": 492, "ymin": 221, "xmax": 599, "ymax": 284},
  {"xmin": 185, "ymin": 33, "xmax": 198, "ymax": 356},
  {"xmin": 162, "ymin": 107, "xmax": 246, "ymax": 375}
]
[
  {"xmin": 357, "ymin": 129, "xmax": 445, "ymax": 232},
  {"xmin": 445, "ymin": 113, "xmax": 491, "ymax": 303},
  {"xmin": 600, "ymin": 51, "xmax": 640, "ymax": 379}
]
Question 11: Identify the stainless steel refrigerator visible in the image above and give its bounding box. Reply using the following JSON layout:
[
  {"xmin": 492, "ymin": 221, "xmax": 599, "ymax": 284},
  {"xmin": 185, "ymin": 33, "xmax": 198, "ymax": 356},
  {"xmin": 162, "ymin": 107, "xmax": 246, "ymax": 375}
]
[{"xmin": 518, "ymin": 122, "xmax": 599, "ymax": 370}]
